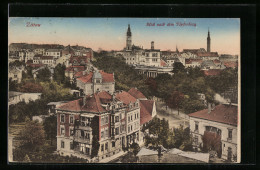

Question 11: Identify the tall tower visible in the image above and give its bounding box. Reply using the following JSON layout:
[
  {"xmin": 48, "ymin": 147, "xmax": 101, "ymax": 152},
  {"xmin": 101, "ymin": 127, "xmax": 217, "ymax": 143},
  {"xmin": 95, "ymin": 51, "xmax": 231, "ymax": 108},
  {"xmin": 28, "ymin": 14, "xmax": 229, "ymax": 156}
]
[
  {"xmin": 126, "ymin": 24, "xmax": 132, "ymax": 51},
  {"xmin": 207, "ymin": 28, "xmax": 211, "ymax": 52}
]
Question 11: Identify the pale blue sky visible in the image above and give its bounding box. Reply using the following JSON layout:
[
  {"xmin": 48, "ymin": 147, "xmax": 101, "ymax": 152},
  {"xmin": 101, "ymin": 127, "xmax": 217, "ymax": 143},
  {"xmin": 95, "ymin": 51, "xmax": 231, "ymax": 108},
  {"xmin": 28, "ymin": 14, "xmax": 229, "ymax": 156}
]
[{"xmin": 9, "ymin": 18, "xmax": 240, "ymax": 55}]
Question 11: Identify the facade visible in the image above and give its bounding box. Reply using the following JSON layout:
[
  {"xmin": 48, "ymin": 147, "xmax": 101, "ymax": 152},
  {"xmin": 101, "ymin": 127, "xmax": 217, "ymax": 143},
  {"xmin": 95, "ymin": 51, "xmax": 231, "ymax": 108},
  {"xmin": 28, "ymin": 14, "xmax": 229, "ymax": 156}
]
[
  {"xmin": 76, "ymin": 69, "xmax": 115, "ymax": 95},
  {"xmin": 9, "ymin": 91, "xmax": 42, "ymax": 105},
  {"xmin": 45, "ymin": 49, "xmax": 61, "ymax": 59},
  {"xmin": 9, "ymin": 67, "xmax": 23, "ymax": 83},
  {"xmin": 189, "ymin": 104, "xmax": 238, "ymax": 162}
]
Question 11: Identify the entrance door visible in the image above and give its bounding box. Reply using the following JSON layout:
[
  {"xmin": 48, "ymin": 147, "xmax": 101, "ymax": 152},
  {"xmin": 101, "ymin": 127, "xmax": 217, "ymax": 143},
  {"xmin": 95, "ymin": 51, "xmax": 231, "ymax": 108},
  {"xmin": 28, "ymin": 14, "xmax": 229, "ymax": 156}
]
[{"xmin": 227, "ymin": 147, "xmax": 232, "ymax": 161}]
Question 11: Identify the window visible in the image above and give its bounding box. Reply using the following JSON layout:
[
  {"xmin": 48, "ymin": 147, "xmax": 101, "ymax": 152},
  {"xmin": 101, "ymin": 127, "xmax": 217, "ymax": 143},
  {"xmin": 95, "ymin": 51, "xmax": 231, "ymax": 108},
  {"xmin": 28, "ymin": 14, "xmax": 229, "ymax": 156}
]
[
  {"xmin": 86, "ymin": 148, "xmax": 90, "ymax": 155},
  {"xmin": 228, "ymin": 129, "xmax": 232, "ymax": 139},
  {"xmin": 60, "ymin": 114, "xmax": 65, "ymax": 123},
  {"xmin": 137, "ymin": 113, "xmax": 139, "ymax": 118},
  {"xmin": 61, "ymin": 127, "xmax": 65, "ymax": 135},
  {"xmin": 194, "ymin": 136, "xmax": 198, "ymax": 145},
  {"xmin": 131, "ymin": 115, "xmax": 132, "ymax": 121},
  {"xmin": 105, "ymin": 142, "xmax": 108, "ymax": 150},
  {"xmin": 128, "ymin": 126, "xmax": 130, "ymax": 132},
  {"xmin": 14, "ymin": 75, "xmax": 17, "ymax": 78},
  {"xmin": 115, "ymin": 116, "xmax": 119, "ymax": 123},
  {"xmin": 101, "ymin": 144, "xmax": 104, "ymax": 151},
  {"xmin": 131, "ymin": 125, "xmax": 132, "ymax": 131},
  {"xmin": 195, "ymin": 123, "xmax": 198, "ymax": 131},
  {"xmin": 70, "ymin": 142, "xmax": 74, "ymax": 150},
  {"xmin": 112, "ymin": 142, "xmax": 115, "ymax": 147},
  {"xmin": 115, "ymin": 127, "xmax": 119, "ymax": 135},
  {"xmin": 61, "ymin": 141, "xmax": 65, "ymax": 148},
  {"xmin": 128, "ymin": 116, "xmax": 130, "ymax": 123},
  {"xmin": 81, "ymin": 130, "xmax": 84, "ymax": 137},
  {"xmin": 70, "ymin": 115, "xmax": 74, "ymax": 124},
  {"xmin": 101, "ymin": 131, "xmax": 104, "ymax": 139},
  {"xmin": 105, "ymin": 129, "xmax": 108, "ymax": 138},
  {"xmin": 96, "ymin": 79, "xmax": 100, "ymax": 83},
  {"xmin": 70, "ymin": 129, "xmax": 74, "ymax": 136},
  {"xmin": 135, "ymin": 114, "xmax": 136, "ymax": 119}
]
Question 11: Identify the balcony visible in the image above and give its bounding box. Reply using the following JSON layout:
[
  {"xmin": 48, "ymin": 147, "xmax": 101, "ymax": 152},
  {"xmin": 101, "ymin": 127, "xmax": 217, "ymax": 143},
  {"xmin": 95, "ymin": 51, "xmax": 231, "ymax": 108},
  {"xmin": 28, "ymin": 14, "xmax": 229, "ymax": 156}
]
[
  {"xmin": 73, "ymin": 136, "xmax": 92, "ymax": 144},
  {"xmin": 75, "ymin": 125, "xmax": 92, "ymax": 131}
]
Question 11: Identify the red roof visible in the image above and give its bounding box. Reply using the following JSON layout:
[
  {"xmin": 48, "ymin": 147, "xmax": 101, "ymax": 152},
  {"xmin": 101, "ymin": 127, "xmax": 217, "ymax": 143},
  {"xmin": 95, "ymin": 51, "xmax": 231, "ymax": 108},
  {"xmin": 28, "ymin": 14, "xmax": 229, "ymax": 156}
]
[
  {"xmin": 81, "ymin": 94, "xmax": 106, "ymax": 113},
  {"xmin": 185, "ymin": 59, "xmax": 203, "ymax": 64},
  {"xmin": 77, "ymin": 72, "xmax": 93, "ymax": 83},
  {"xmin": 116, "ymin": 91, "xmax": 137, "ymax": 105},
  {"xmin": 57, "ymin": 94, "xmax": 107, "ymax": 113},
  {"xmin": 128, "ymin": 88, "xmax": 147, "ymax": 99},
  {"xmin": 202, "ymin": 69, "xmax": 222, "ymax": 76},
  {"xmin": 58, "ymin": 98, "xmax": 82, "ymax": 111},
  {"xmin": 197, "ymin": 52, "xmax": 219, "ymax": 57},
  {"xmin": 160, "ymin": 59, "xmax": 167, "ymax": 67},
  {"xmin": 97, "ymin": 91, "xmax": 112, "ymax": 103},
  {"xmin": 77, "ymin": 70, "xmax": 114, "ymax": 83},
  {"xmin": 189, "ymin": 104, "xmax": 238, "ymax": 126},
  {"xmin": 74, "ymin": 71, "xmax": 84, "ymax": 78},
  {"xmin": 223, "ymin": 61, "xmax": 238, "ymax": 68},
  {"xmin": 69, "ymin": 56, "xmax": 89, "ymax": 64},
  {"xmin": 139, "ymin": 100, "xmax": 154, "ymax": 125}
]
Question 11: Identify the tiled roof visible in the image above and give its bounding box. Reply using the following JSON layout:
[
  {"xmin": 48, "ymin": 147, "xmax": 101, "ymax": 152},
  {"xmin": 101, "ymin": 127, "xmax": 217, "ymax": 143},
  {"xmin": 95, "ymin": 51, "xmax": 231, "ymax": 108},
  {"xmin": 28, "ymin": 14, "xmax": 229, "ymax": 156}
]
[
  {"xmin": 139, "ymin": 100, "xmax": 154, "ymax": 125},
  {"xmin": 74, "ymin": 71, "xmax": 84, "ymax": 78},
  {"xmin": 202, "ymin": 69, "xmax": 222, "ymax": 76},
  {"xmin": 185, "ymin": 59, "xmax": 203, "ymax": 64},
  {"xmin": 81, "ymin": 94, "xmax": 107, "ymax": 113},
  {"xmin": 57, "ymin": 98, "xmax": 82, "ymax": 111},
  {"xmin": 128, "ymin": 88, "xmax": 147, "ymax": 99},
  {"xmin": 189, "ymin": 104, "xmax": 238, "ymax": 126},
  {"xmin": 77, "ymin": 70, "xmax": 114, "ymax": 84},
  {"xmin": 116, "ymin": 91, "xmax": 137, "ymax": 105},
  {"xmin": 160, "ymin": 59, "xmax": 167, "ymax": 67},
  {"xmin": 99, "ymin": 71, "xmax": 114, "ymax": 82},
  {"xmin": 77, "ymin": 72, "xmax": 93, "ymax": 83},
  {"xmin": 57, "ymin": 94, "xmax": 107, "ymax": 113},
  {"xmin": 69, "ymin": 56, "xmax": 88, "ymax": 64},
  {"xmin": 223, "ymin": 61, "xmax": 238, "ymax": 68},
  {"xmin": 97, "ymin": 91, "xmax": 112, "ymax": 104}
]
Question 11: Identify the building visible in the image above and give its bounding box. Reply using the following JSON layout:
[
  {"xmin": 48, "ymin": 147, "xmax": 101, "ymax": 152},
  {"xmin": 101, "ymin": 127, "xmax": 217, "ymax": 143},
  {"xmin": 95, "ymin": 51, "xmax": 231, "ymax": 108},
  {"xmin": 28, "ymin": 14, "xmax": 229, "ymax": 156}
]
[
  {"xmin": 9, "ymin": 67, "xmax": 23, "ymax": 83},
  {"xmin": 65, "ymin": 66, "xmax": 86, "ymax": 83},
  {"xmin": 76, "ymin": 69, "xmax": 115, "ymax": 95},
  {"xmin": 45, "ymin": 49, "xmax": 61, "ymax": 59},
  {"xmin": 188, "ymin": 104, "xmax": 238, "ymax": 162},
  {"xmin": 207, "ymin": 29, "xmax": 211, "ymax": 52},
  {"xmin": 9, "ymin": 91, "xmax": 42, "ymax": 105},
  {"xmin": 55, "ymin": 91, "xmax": 139, "ymax": 161}
]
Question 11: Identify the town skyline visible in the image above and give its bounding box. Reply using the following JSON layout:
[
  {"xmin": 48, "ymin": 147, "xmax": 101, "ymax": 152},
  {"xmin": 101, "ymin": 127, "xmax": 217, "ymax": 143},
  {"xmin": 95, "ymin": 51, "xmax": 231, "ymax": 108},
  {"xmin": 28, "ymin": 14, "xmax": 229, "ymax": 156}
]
[{"xmin": 9, "ymin": 18, "xmax": 240, "ymax": 55}]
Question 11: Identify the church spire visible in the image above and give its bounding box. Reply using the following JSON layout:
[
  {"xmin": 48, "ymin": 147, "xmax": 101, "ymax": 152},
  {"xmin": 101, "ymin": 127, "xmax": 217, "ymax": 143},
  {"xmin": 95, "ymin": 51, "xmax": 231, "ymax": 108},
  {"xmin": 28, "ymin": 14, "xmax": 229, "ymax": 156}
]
[
  {"xmin": 126, "ymin": 24, "xmax": 132, "ymax": 51},
  {"xmin": 207, "ymin": 28, "xmax": 211, "ymax": 52},
  {"xmin": 176, "ymin": 45, "xmax": 179, "ymax": 53}
]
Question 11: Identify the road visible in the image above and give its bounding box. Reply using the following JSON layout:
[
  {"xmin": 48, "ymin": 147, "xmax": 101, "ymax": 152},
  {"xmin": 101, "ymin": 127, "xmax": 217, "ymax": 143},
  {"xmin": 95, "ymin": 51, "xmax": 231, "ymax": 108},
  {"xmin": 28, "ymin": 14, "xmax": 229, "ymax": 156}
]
[{"xmin": 155, "ymin": 100, "xmax": 189, "ymax": 130}]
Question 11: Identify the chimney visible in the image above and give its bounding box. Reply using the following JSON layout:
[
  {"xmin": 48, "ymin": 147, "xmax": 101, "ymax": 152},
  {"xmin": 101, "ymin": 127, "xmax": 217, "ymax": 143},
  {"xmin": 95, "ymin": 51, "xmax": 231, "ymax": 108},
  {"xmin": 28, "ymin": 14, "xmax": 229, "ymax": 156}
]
[
  {"xmin": 208, "ymin": 102, "xmax": 211, "ymax": 114},
  {"xmin": 151, "ymin": 41, "xmax": 154, "ymax": 50}
]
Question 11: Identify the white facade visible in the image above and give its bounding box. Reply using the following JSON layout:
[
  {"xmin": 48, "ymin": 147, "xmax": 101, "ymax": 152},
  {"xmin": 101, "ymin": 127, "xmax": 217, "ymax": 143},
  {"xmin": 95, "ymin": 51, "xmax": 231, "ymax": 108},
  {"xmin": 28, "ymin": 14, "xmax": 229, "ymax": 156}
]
[
  {"xmin": 189, "ymin": 116, "xmax": 237, "ymax": 162},
  {"xmin": 45, "ymin": 49, "xmax": 61, "ymax": 59}
]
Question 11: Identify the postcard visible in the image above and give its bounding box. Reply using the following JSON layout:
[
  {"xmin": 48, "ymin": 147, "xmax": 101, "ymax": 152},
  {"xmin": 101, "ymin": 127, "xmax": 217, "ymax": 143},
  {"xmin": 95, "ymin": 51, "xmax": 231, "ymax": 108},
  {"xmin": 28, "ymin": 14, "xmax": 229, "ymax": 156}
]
[{"xmin": 8, "ymin": 17, "xmax": 240, "ymax": 163}]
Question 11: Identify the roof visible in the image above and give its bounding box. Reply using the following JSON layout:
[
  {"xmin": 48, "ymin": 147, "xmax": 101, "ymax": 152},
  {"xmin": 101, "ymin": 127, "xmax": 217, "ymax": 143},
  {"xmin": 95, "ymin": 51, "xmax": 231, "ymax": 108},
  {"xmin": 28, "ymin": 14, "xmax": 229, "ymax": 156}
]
[
  {"xmin": 136, "ymin": 148, "xmax": 158, "ymax": 156},
  {"xmin": 57, "ymin": 94, "xmax": 107, "ymax": 113},
  {"xmin": 46, "ymin": 49, "xmax": 61, "ymax": 52},
  {"xmin": 97, "ymin": 91, "xmax": 112, "ymax": 104},
  {"xmin": 160, "ymin": 59, "xmax": 167, "ymax": 67},
  {"xmin": 223, "ymin": 61, "xmax": 238, "ymax": 68},
  {"xmin": 77, "ymin": 72, "xmax": 93, "ymax": 83},
  {"xmin": 128, "ymin": 88, "xmax": 147, "ymax": 99},
  {"xmin": 81, "ymin": 94, "xmax": 107, "ymax": 113},
  {"xmin": 197, "ymin": 52, "xmax": 219, "ymax": 57},
  {"xmin": 57, "ymin": 98, "xmax": 82, "ymax": 111},
  {"xmin": 189, "ymin": 104, "xmax": 238, "ymax": 126},
  {"xmin": 202, "ymin": 69, "xmax": 222, "ymax": 76},
  {"xmin": 116, "ymin": 91, "xmax": 136, "ymax": 105},
  {"xmin": 93, "ymin": 70, "xmax": 102, "ymax": 79},
  {"xmin": 185, "ymin": 59, "xmax": 203, "ymax": 64},
  {"xmin": 139, "ymin": 100, "xmax": 154, "ymax": 125},
  {"xmin": 77, "ymin": 70, "xmax": 114, "ymax": 84},
  {"xmin": 74, "ymin": 71, "xmax": 84, "ymax": 78}
]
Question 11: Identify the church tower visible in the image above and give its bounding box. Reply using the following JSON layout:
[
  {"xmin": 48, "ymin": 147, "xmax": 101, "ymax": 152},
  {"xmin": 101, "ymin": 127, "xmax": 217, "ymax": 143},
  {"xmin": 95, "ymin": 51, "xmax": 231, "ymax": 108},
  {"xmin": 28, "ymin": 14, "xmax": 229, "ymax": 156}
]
[
  {"xmin": 207, "ymin": 28, "xmax": 211, "ymax": 52},
  {"xmin": 126, "ymin": 24, "xmax": 132, "ymax": 51}
]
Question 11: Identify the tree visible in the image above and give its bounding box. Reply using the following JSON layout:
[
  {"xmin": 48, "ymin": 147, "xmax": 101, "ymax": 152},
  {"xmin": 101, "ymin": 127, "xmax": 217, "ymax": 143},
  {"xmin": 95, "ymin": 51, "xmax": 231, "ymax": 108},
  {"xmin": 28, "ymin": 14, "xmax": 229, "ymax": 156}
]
[
  {"xmin": 19, "ymin": 120, "xmax": 45, "ymax": 151},
  {"xmin": 54, "ymin": 64, "xmax": 66, "ymax": 84},
  {"xmin": 173, "ymin": 125, "xmax": 193, "ymax": 151},
  {"xmin": 166, "ymin": 91, "xmax": 184, "ymax": 115},
  {"xmin": 43, "ymin": 115, "xmax": 57, "ymax": 145},
  {"xmin": 130, "ymin": 142, "xmax": 140, "ymax": 156},
  {"xmin": 9, "ymin": 78, "xmax": 18, "ymax": 91},
  {"xmin": 172, "ymin": 62, "xmax": 185, "ymax": 74},
  {"xmin": 37, "ymin": 67, "xmax": 51, "ymax": 82}
]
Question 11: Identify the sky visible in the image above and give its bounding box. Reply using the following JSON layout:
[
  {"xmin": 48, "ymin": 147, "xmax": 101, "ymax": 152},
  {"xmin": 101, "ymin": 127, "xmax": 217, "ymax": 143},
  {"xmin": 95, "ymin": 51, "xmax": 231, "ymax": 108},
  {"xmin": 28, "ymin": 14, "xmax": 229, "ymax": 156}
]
[{"xmin": 8, "ymin": 18, "xmax": 240, "ymax": 55}]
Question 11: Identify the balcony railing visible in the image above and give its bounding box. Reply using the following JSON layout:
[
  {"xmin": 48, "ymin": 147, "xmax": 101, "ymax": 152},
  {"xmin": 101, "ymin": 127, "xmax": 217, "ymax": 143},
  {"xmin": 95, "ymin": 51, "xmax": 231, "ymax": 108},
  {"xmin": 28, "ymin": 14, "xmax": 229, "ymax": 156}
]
[{"xmin": 73, "ymin": 136, "xmax": 91, "ymax": 144}]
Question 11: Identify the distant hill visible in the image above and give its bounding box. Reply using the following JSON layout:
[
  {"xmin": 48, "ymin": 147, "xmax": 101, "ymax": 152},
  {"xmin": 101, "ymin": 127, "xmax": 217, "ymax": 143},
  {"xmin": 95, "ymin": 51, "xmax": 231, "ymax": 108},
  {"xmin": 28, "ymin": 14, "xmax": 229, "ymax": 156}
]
[{"xmin": 9, "ymin": 43, "xmax": 65, "ymax": 51}]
